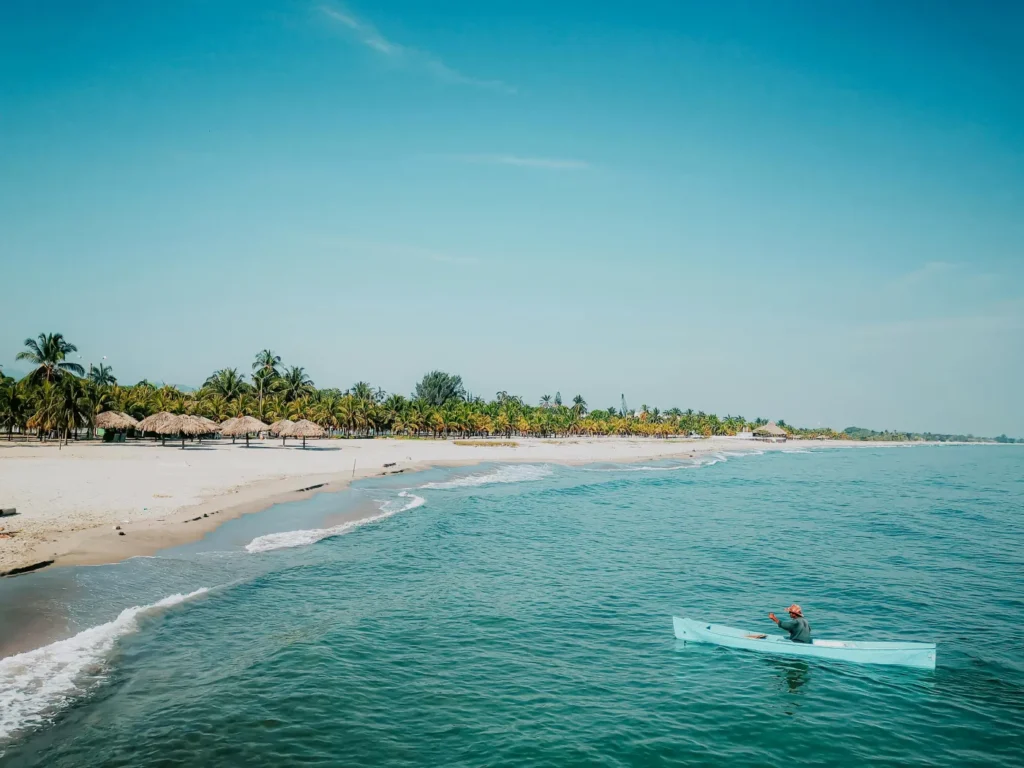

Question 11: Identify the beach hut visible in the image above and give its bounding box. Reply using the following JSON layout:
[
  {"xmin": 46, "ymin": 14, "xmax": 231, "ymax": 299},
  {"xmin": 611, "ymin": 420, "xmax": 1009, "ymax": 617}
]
[
  {"xmin": 754, "ymin": 422, "xmax": 788, "ymax": 443},
  {"xmin": 220, "ymin": 415, "xmax": 269, "ymax": 447},
  {"xmin": 280, "ymin": 419, "xmax": 325, "ymax": 448}
]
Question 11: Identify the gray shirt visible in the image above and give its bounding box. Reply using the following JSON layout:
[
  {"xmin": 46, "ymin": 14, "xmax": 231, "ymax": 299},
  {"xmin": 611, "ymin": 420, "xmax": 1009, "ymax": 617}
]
[{"xmin": 777, "ymin": 616, "xmax": 811, "ymax": 643}]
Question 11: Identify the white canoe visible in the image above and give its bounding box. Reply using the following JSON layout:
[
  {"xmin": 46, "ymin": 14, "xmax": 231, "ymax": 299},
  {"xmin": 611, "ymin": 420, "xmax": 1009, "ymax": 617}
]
[{"xmin": 673, "ymin": 617, "xmax": 936, "ymax": 670}]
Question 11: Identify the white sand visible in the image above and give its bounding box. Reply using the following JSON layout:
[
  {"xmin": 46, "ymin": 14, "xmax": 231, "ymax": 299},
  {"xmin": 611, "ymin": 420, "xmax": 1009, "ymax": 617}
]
[{"xmin": 0, "ymin": 436, "xmax": 806, "ymax": 573}]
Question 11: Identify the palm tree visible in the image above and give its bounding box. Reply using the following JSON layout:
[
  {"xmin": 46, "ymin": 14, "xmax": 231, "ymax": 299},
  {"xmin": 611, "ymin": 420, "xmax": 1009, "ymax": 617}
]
[
  {"xmin": 0, "ymin": 378, "xmax": 32, "ymax": 440},
  {"xmin": 201, "ymin": 394, "xmax": 232, "ymax": 423},
  {"xmin": 81, "ymin": 381, "xmax": 112, "ymax": 438},
  {"xmin": 203, "ymin": 368, "xmax": 250, "ymax": 400},
  {"xmin": 252, "ymin": 349, "xmax": 282, "ymax": 378},
  {"xmin": 59, "ymin": 376, "xmax": 89, "ymax": 445},
  {"xmin": 572, "ymin": 394, "xmax": 588, "ymax": 417},
  {"xmin": 16, "ymin": 333, "xmax": 85, "ymax": 382},
  {"xmin": 229, "ymin": 393, "xmax": 259, "ymax": 418},
  {"xmin": 89, "ymin": 363, "xmax": 117, "ymax": 386},
  {"xmin": 350, "ymin": 381, "xmax": 374, "ymax": 403},
  {"xmin": 251, "ymin": 369, "xmax": 279, "ymax": 421},
  {"xmin": 540, "ymin": 394, "xmax": 552, "ymax": 408},
  {"xmin": 280, "ymin": 366, "xmax": 315, "ymax": 402}
]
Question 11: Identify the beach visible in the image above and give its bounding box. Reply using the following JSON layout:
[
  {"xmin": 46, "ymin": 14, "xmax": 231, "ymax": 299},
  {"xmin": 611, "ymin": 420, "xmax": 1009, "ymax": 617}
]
[{"xmin": 0, "ymin": 436, "xmax": 812, "ymax": 575}]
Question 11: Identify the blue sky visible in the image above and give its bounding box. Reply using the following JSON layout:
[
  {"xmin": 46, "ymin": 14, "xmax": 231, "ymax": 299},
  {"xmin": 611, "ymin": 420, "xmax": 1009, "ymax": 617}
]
[{"xmin": 1, "ymin": 1, "xmax": 1022, "ymax": 435}]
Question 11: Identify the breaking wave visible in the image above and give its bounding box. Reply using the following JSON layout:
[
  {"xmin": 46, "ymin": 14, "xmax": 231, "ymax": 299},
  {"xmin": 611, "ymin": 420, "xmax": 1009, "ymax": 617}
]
[
  {"xmin": 582, "ymin": 455, "xmax": 728, "ymax": 472},
  {"xmin": 0, "ymin": 588, "xmax": 209, "ymax": 744},
  {"xmin": 245, "ymin": 492, "xmax": 425, "ymax": 554},
  {"xmin": 419, "ymin": 464, "xmax": 553, "ymax": 490}
]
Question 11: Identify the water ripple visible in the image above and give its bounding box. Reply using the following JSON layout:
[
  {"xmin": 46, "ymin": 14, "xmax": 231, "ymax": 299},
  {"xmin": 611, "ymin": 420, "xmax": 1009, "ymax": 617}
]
[{"xmin": 2, "ymin": 447, "xmax": 1022, "ymax": 767}]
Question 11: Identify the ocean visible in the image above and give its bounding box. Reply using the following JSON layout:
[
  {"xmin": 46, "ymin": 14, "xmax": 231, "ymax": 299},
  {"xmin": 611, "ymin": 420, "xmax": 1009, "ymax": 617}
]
[{"xmin": 1, "ymin": 446, "xmax": 1022, "ymax": 766}]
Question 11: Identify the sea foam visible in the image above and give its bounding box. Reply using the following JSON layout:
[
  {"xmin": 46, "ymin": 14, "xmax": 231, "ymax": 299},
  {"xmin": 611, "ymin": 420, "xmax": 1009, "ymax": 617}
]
[
  {"xmin": 0, "ymin": 588, "xmax": 209, "ymax": 744},
  {"xmin": 245, "ymin": 492, "xmax": 425, "ymax": 554},
  {"xmin": 582, "ymin": 455, "xmax": 725, "ymax": 472},
  {"xmin": 419, "ymin": 464, "xmax": 552, "ymax": 490}
]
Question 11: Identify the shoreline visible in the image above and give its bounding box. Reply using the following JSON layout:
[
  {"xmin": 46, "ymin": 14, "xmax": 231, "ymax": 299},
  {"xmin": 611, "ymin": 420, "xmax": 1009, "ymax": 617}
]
[{"xmin": 0, "ymin": 437, "xmax": 963, "ymax": 576}]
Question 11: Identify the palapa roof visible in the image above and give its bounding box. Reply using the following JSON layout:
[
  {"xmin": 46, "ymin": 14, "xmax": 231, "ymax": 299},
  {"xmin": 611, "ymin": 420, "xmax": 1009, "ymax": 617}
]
[
  {"xmin": 280, "ymin": 419, "xmax": 326, "ymax": 438},
  {"xmin": 137, "ymin": 411, "xmax": 178, "ymax": 433},
  {"xmin": 95, "ymin": 411, "xmax": 133, "ymax": 430},
  {"xmin": 119, "ymin": 412, "xmax": 140, "ymax": 427},
  {"xmin": 220, "ymin": 415, "xmax": 269, "ymax": 436},
  {"xmin": 269, "ymin": 419, "xmax": 294, "ymax": 435},
  {"xmin": 177, "ymin": 414, "xmax": 216, "ymax": 436},
  {"xmin": 754, "ymin": 421, "xmax": 788, "ymax": 436},
  {"xmin": 138, "ymin": 413, "xmax": 217, "ymax": 435},
  {"xmin": 220, "ymin": 417, "xmax": 239, "ymax": 431}
]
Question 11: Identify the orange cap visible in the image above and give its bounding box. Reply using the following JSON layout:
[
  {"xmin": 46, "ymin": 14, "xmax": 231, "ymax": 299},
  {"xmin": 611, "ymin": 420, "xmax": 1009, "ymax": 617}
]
[{"xmin": 787, "ymin": 604, "xmax": 803, "ymax": 617}]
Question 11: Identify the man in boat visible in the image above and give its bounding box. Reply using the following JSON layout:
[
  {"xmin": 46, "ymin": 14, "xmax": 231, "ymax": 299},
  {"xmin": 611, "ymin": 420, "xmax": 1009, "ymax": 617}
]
[{"xmin": 769, "ymin": 604, "xmax": 811, "ymax": 643}]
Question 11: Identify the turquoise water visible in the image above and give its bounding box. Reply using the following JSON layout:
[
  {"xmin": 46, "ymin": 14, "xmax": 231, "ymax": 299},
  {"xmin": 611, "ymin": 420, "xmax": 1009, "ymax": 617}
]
[{"xmin": 1, "ymin": 446, "xmax": 1022, "ymax": 766}]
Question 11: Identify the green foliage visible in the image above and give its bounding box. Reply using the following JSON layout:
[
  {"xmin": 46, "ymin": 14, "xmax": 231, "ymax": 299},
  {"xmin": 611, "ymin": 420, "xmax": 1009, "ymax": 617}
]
[
  {"xmin": 203, "ymin": 368, "xmax": 250, "ymax": 400},
  {"xmin": 842, "ymin": 426, "xmax": 1004, "ymax": 443},
  {"xmin": 279, "ymin": 366, "xmax": 315, "ymax": 402},
  {"xmin": 5, "ymin": 332, "xmax": 1016, "ymax": 445},
  {"xmin": 414, "ymin": 371, "xmax": 466, "ymax": 407},
  {"xmin": 89, "ymin": 363, "xmax": 117, "ymax": 386},
  {"xmin": 16, "ymin": 333, "xmax": 85, "ymax": 383}
]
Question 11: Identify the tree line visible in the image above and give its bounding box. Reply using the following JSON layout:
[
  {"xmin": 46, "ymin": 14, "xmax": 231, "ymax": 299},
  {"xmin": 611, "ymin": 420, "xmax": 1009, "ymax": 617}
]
[{"xmin": 1, "ymin": 332, "xmax": 849, "ymax": 443}]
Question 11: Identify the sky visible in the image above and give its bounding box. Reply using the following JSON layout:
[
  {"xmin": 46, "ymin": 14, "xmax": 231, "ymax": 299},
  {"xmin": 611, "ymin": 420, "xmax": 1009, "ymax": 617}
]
[{"xmin": 1, "ymin": 1, "xmax": 1022, "ymax": 436}]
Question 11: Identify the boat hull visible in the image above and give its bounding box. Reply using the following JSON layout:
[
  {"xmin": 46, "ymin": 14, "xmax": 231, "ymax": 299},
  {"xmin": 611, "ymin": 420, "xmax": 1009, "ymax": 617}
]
[{"xmin": 673, "ymin": 617, "xmax": 936, "ymax": 669}]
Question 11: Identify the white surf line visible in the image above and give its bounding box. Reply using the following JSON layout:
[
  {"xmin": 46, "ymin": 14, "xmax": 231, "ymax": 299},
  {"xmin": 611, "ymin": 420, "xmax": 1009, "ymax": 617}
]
[
  {"xmin": 245, "ymin": 492, "xmax": 426, "ymax": 554},
  {"xmin": 419, "ymin": 464, "xmax": 553, "ymax": 489},
  {"xmin": 0, "ymin": 588, "xmax": 209, "ymax": 744}
]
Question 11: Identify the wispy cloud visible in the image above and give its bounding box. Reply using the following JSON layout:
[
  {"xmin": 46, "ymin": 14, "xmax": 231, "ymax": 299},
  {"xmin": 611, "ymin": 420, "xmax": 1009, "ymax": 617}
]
[
  {"xmin": 451, "ymin": 154, "xmax": 591, "ymax": 170},
  {"xmin": 851, "ymin": 298, "xmax": 1024, "ymax": 340},
  {"xmin": 319, "ymin": 5, "xmax": 515, "ymax": 93},
  {"xmin": 892, "ymin": 261, "xmax": 958, "ymax": 287},
  {"xmin": 426, "ymin": 252, "xmax": 479, "ymax": 265},
  {"xmin": 307, "ymin": 237, "xmax": 479, "ymax": 265}
]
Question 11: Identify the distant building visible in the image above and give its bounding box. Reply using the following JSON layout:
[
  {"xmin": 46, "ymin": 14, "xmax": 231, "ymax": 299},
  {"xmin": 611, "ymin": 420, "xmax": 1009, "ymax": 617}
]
[
  {"xmin": 729, "ymin": 429, "xmax": 755, "ymax": 440},
  {"xmin": 753, "ymin": 422, "xmax": 788, "ymax": 442}
]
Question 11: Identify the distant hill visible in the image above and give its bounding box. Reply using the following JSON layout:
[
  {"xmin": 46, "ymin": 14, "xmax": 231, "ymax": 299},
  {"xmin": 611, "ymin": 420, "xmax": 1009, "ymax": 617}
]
[
  {"xmin": 0, "ymin": 366, "xmax": 29, "ymax": 381},
  {"xmin": 843, "ymin": 426, "xmax": 1018, "ymax": 444}
]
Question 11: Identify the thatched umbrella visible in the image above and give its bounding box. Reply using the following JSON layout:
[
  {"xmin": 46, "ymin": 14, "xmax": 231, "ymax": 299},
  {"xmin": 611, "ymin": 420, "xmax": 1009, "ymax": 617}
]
[
  {"xmin": 280, "ymin": 419, "xmax": 325, "ymax": 448},
  {"xmin": 220, "ymin": 415, "xmax": 269, "ymax": 447},
  {"xmin": 754, "ymin": 421, "xmax": 788, "ymax": 440},
  {"xmin": 269, "ymin": 419, "xmax": 293, "ymax": 436},
  {"xmin": 194, "ymin": 416, "xmax": 221, "ymax": 433},
  {"xmin": 119, "ymin": 412, "xmax": 140, "ymax": 429},
  {"xmin": 145, "ymin": 413, "xmax": 216, "ymax": 448},
  {"xmin": 95, "ymin": 411, "xmax": 131, "ymax": 431},
  {"xmin": 137, "ymin": 412, "xmax": 178, "ymax": 444},
  {"xmin": 220, "ymin": 417, "xmax": 239, "ymax": 443}
]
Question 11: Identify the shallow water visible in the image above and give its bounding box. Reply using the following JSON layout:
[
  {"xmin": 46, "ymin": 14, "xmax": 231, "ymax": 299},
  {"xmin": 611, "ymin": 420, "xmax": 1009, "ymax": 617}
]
[{"xmin": 2, "ymin": 447, "xmax": 1022, "ymax": 766}]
